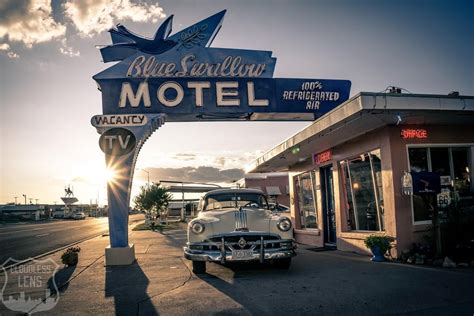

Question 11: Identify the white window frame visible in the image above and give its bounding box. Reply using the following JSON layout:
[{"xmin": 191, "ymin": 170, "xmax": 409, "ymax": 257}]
[
  {"xmin": 339, "ymin": 149, "xmax": 384, "ymax": 232},
  {"xmin": 295, "ymin": 169, "xmax": 319, "ymax": 230},
  {"xmin": 406, "ymin": 143, "xmax": 474, "ymax": 225}
]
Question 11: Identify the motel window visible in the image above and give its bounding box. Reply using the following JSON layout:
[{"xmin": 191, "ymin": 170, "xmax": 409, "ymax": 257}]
[
  {"xmin": 295, "ymin": 171, "xmax": 318, "ymax": 229},
  {"xmin": 408, "ymin": 146, "xmax": 473, "ymax": 223},
  {"xmin": 340, "ymin": 149, "xmax": 385, "ymax": 231}
]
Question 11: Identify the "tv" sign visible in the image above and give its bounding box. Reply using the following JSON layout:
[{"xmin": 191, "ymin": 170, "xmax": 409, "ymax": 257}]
[{"xmin": 99, "ymin": 128, "xmax": 136, "ymax": 156}]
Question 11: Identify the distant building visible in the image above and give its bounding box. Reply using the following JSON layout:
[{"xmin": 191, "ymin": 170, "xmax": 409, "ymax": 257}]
[
  {"xmin": 237, "ymin": 172, "xmax": 290, "ymax": 206},
  {"xmin": 166, "ymin": 200, "xmax": 199, "ymax": 216},
  {"xmin": 46, "ymin": 204, "xmax": 101, "ymax": 218},
  {"xmin": 0, "ymin": 203, "xmax": 103, "ymax": 221},
  {"xmin": 0, "ymin": 205, "xmax": 45, "ymax": 221}
]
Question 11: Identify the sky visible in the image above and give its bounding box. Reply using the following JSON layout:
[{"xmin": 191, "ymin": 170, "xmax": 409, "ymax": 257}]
[{"xmin": 0, "ymin": 0, "xmax": 473, "ymax": 205}]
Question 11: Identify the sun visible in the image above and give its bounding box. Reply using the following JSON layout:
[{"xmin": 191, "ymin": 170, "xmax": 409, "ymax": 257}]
[{"xmin": 103, "ymin": 168, "xmax": 117, "ymax": 183}]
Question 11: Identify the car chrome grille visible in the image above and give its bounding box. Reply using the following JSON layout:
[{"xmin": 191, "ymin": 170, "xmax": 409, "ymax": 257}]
[
  {"xmin": 209, "ymin": 235, "xmax": 279, "ymax": 243},
  {"xmin": 208, "ymin": 234, "xmax": 282, "ymax": 251}
]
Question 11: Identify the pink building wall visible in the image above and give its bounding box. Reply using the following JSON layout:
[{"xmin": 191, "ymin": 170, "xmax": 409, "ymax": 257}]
[
  {"xmin": 242, "ymin": 174, "xmax": 290, "ymax": 206},
  {"xmin": 288, "ymin": 124, "xmax": 474, "ymax": 257}
]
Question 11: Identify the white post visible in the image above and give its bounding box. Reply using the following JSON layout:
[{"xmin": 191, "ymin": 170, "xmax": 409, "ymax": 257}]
[{"xmin": 180, "ymin": 182, "xmax": 185, "ymax": 221}]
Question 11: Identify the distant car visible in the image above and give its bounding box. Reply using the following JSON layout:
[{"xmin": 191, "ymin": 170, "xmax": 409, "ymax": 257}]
[
  {"xmin": 184, "ymin": 188, "xmax": 296, "ymax": 273},
  {"xmin": 269, "ymin": 203, "xmax": 290, "ymax": 213},
  {"xmin": 73, "ymin": 212, "xmax": 86, "ymax": 220}
]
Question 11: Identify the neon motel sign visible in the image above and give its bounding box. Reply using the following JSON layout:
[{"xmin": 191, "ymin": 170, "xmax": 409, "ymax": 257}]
[
  {"xmin": 313, "ymin": 150, "xmax": 332, "ymax": 165},
  {"xmin": 91, "ymin": 10, "xmax": 352, "ymax": 256},
  {"xmin": 400, "ymin": 128, "xmax": 428, "ymax": 139}
]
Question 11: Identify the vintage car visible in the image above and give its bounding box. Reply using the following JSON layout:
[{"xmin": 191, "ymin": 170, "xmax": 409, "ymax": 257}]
[
  {"xmin": 184, "ymin": 188, "xmax": 296, "ymax": 273},
  {"xmin": 72, "ymin": 212, "xmax": 86, "ymax": 220}
]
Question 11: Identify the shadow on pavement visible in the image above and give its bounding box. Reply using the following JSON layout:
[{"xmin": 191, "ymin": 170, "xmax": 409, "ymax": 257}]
[
  {"xmin": 48, "ymin": 265, "xmax": 76, "ymax": 293},
  {"xmin": 105, "ymin": 261, "xmax": 157, "ymax": 316},
  {"xmin": 196, "ymin": 261, "xmax": 292, "ymax": 314},
  {"xmin": 217, "ymin": 261, "xmax": 276, "ymax": 273}
]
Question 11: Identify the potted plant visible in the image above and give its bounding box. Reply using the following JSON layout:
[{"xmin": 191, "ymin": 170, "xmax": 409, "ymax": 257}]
[
  {"xmin": 364, "ymin": 235, "xmax": 394, "ymax": 262},
  {"xmin": 61, "ymin": 246, "xmax": 81, "ymax": 266}
]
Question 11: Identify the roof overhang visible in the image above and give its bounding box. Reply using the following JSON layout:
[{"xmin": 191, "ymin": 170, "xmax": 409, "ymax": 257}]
[{"xmin": 247, "ymin": 92, "xmax": 474, "ymax": 173}]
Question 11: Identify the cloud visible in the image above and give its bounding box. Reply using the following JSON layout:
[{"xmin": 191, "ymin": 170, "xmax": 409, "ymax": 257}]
[
  {"xmin": 0, "ymin": 0, "xmax": 165, "ymax": 56},
  {"xmin": 0, "ymin": 41, "xmax": 20, "ymax": 58},
  {"xmin": 59, "ymin": 38, "xmax": 80, "ymax": 57},
  {"xmin": 174, "ymin": 153, "xmax": 197, "ymax": 161},
  {"xmin": 71, "ymin": 176, "xmax": 92, "ymax": 184},
  {"xmin": 0, "ymin": 0, "xmax": 66, "ymax": 48},
  {"xmin": 63, "ymin": 0, "xmax": 166, "ymax": 37},
  {"xmin": 139, "ymin": 166, "xmax": 245, "ymax": 184},
  {"xmin": 214, "ymin": 157, "xmax": 226, "ymax": 166},
  {"xmin": 7, "ymin": 51, "xmax": 19, "ymax": 59}
]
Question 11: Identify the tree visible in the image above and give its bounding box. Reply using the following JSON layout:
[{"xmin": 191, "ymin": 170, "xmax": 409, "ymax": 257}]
[{"xmin": 134, "ymin": 183, "xmax": 173, "ymax": 221}]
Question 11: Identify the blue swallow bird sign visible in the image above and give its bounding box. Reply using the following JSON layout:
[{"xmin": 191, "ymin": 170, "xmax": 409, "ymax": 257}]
[{"xmin": 91, "ymin": 11, "xmax": 351, "ymax": 263}]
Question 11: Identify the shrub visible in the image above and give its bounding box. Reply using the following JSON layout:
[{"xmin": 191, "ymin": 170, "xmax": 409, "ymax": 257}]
[
  {"xmin": 364, "ymin": 235, "xmax": 394, "ymax": 254},
  {"xmin": 61, "ymin": 246, "xmax": 81, "ymax": 266}
]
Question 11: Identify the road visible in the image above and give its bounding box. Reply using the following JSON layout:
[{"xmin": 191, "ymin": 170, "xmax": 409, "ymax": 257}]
[{"xmin": 0, "ymin": 214, "xmax": 143, "ymax": 264}]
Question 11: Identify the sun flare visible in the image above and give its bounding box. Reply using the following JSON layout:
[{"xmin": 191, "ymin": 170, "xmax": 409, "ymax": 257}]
[{"xmin": 103, "ymin": 168, "xmax": 117, "ymax": 183}]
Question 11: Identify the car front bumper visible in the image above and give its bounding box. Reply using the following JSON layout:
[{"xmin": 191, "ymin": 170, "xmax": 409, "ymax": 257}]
[{"xmin": 184, "ymin": 236, "xmax": 296, "ymax": 263}]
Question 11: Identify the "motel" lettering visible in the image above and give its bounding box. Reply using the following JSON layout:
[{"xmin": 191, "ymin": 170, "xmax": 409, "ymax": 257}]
[{"xmin": 118, "ymin": 81, "xmax": 269, "ymax": 108}]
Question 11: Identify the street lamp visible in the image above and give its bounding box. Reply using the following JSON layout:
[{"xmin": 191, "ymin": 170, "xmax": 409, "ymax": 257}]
[
  {"xmin": 139, "ymin": 169, "xmax": 150, "ymax": 189},
  {"xmin": 14, "ymin": 196, "xmax": 18, "ymax": 205}
]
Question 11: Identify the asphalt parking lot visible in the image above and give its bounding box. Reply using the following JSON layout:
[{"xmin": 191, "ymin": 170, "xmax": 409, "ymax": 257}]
[
  {"xmin": 1, "ymin": 225, "xmax": 473, "ymax": 315},
  {"xmin": 149, "ymin": 228, "xmax": 474, "ymax": 315}
]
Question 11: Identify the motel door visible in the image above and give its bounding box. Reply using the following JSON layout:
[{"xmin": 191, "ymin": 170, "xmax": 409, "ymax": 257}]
[{"xmin": 321, "ymin": 165, "xmax": 336, "ymax": 246}]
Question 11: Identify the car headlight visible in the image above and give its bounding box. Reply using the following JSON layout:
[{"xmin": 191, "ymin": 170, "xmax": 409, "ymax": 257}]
[
  {"xmin": 191, "ymin": 221, "xmax": 205, "ymax": 234},
  {"xmin": 277, "ymin": 218, "xmax": 292, "ymax": 232}
]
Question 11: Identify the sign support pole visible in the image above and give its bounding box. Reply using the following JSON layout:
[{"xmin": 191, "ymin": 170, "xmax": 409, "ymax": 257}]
[{"xmin": 93, "ymin": 114, "xmax": 166, "ymax": 265}]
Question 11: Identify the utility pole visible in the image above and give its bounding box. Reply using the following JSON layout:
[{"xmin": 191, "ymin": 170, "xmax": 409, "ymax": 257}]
[
  {"xmin": 143, "ymin": 169, "xmax": 150, "ymax": 189},
  {"xmin": 35, "ymin": 199, "xmax": 39, "ymax": 205},
  {"xmin": 14, "ymin": 196, "xmax": 18, "ymax": 204},
  {"xmin": 22, "ymin": 194, "xmax": 26, "ymax": 205},
  {"xmin": 181, "ymin": 182, "xmax": 185, "ymax": 221}
]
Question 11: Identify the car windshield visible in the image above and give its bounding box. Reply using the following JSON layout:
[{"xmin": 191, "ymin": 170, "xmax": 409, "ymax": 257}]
[{"xmin": 203, "ymin": 192, "xmax": 269, "ymax": 211}]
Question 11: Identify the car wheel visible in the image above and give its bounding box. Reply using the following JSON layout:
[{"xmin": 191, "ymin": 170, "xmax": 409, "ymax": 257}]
[
  {"xmin": 192, "ymin": 260, "xmax": 206, "ymax": 274},
  {"xmin": 274, "ymin": 258, "xmax": 291, "ymax": 269}
]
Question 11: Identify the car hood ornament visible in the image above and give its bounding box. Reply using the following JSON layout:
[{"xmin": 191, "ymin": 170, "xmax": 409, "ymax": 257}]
[{"xmin": 234, "ymin": 207, "xmax": 249, "ymax": 232}]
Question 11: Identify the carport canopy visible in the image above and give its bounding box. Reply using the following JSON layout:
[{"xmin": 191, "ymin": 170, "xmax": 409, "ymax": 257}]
[{"xmin": 247, "ymin": 92, "xmax": 474, "ymax": 173}]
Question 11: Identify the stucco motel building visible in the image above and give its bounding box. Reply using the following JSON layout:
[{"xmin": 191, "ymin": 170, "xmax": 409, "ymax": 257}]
[{"xmin": 248, "ymin": 92, "xmax": 474, "ymax": 257}]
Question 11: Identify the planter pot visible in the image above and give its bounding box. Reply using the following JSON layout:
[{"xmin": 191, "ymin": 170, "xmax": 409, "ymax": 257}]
[
  {"xmin": 62, "ymin": 252, "xmax": 78, "ymax": 266},
  {"xmin": 370, "ymin": 246, "xmax": 386, "ymax": 262}
]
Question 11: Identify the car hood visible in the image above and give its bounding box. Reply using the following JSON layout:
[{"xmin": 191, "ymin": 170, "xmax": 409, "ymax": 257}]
[
  {"xmin": 201, "ymin": 208, "xmax": 272, "ymax": 232},
  {"xmin": 188, "ymin": 208, "xmax": 293, "ymax": 242}
]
